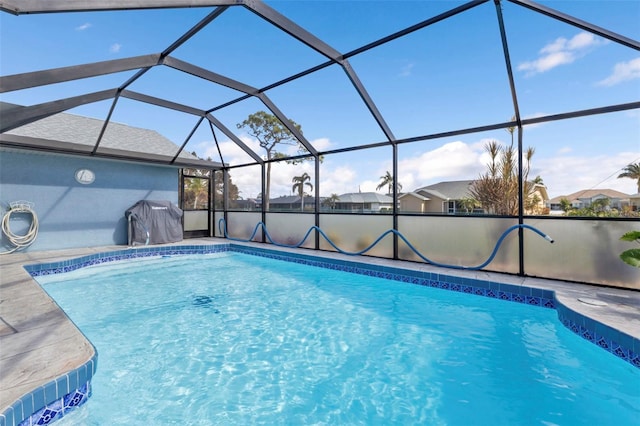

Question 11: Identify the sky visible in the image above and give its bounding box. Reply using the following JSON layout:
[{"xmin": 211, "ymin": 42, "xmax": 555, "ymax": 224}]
[{"xmin": 1, "ymin": 0, "xmax": 639, "ymax": 200}]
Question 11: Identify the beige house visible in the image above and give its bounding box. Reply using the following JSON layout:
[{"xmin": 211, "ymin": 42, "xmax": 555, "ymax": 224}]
[
  {"xmin": 400, "ymin": 180, "xmax": 549, "ymax": 215},
  {"xmin": 547, "ymin": 189, "xmax": 631, "ymax": 213}
]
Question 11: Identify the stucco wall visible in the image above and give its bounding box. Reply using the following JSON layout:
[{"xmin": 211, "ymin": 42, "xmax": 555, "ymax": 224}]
[{"xmin": 0, "ymin": 149, "xmax": 179, "ymax": 251}]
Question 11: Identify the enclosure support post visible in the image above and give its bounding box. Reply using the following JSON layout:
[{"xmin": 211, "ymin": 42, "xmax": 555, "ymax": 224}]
[
  {"xmin": 495, "ymin": 0, "xmax": 525, "ymax": 276},
  {"xmin": 223, "ymin": 168, "xmax": 229, "ymax": 239},
  {"xmin": 315, "ymin": 157, "xmax": 320, "ymax": 250},
  {"xmin": 392, "ymin": 143, "xmax": 399, "ymax": 260},
  {"xmin": 261, "ymin": 162, "xmax": 266, "ymax": 243}
]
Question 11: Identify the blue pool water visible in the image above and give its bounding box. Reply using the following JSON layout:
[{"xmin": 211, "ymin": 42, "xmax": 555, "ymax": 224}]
[{"xmin": 38, "ymin": 252, "xmax": 639, "ymax": 425}]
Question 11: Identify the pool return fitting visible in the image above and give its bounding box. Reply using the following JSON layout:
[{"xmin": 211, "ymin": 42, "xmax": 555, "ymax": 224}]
[
  {"xmin": 1, "ymin": 200, "xmax": 39, "ymax": 254},
  {"xmin": 218, "ymin": 218, "xmax": 554, "ymax": 271}
]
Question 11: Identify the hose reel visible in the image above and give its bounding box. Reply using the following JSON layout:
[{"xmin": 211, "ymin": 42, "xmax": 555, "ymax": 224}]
[{"xmin": 1, "ymin": 201, "xmax": 39, "ymax": 254}]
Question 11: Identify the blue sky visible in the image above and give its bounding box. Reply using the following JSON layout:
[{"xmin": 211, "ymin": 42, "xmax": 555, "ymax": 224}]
[{"xmin": 1, "ymin": 0, "xmax": 639, "ymax": 200}]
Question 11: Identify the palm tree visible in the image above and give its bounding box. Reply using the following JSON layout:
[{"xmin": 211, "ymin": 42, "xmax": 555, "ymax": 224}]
[
  {"xmin": 185, "ymin": 177, "xmax": 208, "ymax": 209},
  {"xmin": 376, "ymin": 171, "xmax": 402, "ymax": 194},
  {"xmin": 292, "ymin": 172, "xmax": 313, "ymax": 211},
  {"xmin": 323, "ymin": 193, "xmax": 340, "ymax": 210},
  {"xmin": 532, "ymin": 175, "xmax": 544, "ymax": 185},
  {"xmin": 618, "ymin": 163, "xmax": 640, "ymax": 193}
]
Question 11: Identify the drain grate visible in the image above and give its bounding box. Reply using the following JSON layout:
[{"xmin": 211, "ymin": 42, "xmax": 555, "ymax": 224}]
[{"xmin": 191, "ymin": 295, "xmax": 220, "ymax": 313}]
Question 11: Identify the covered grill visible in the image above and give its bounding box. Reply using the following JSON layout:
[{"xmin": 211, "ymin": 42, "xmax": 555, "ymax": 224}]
[{"xmin": 125, "ymin": 200, "xmax": 183, "ymax": 246}]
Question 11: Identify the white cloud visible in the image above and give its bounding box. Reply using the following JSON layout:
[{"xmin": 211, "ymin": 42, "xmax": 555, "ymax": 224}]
[
  {"xmin": 398, "ymin": 63, "xmax": 414, "ymax": 78},
  {"xmin": 399, "ymin": 141, "xmax": 485, "ymax": 184},
  {"xmin": 310, "ymin": 137, "xmax": 332, "ymax": 151},
  {"xmin": 75, "ymin": 23, "xmax": 91, "ymax": 31},
  {"xmin": 567, "ymin": 31, "xmax": 597, "ymax": 50},
  {"xmin": 109, "ymin": 43, "xmax": 122, "ymax": 53},
  {"xmin": 597, "ymin": 57, "xmax": 640, "ymax": 87},
  {"xmin": 320, "ymin": 165, "xmax": 358, "ymax": 195},
  {"xmin": 536, "ymin": 151, "xmax": 640, "ymax": 198},
  {"xmin": 518, "ymin": 32, "xmax": 604, "ymax": 76},
  {"xmin": 557, "ymin": 146, "xmax": 572, "ymax": 155}
]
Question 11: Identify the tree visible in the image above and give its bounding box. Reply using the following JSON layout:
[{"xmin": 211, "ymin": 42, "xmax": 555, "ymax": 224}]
[
  {"xmin": 213, "ymin": 172, "xmax": 240, "ymax": 209},
  {"xmin": 376, "ymin": 171, "xmax": 402, "ymax": 194},
  {"xmin": 618, "ymin": 162, "xmax": 640, "ymax": 193},
  {"xmin": 559, "ymin": 197, "xmax": 573, "ymax": 213},
  {"xmin": 459, "ymin": 197, "xmax": 479, "ymax": 214},
  {"xmin": 292, "ymin": 172, "xmax": 313, "ymax": 211},
  {"xmin": 470, "ymin": 140, "xmax": 536, "ymax": 215},
  {"xmin": 237, "ymin": 111, "xmax": 307, "ymax": 210},
  {"xmin": 323, "ymin": 193, "xmax": 340, "ymax": 210},
  {"xmin": 185, "ymin": 177, "xmax": 208, "ymax": 209}
]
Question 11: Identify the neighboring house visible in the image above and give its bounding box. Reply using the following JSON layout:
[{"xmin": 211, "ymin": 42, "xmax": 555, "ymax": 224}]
[
  {"xmin": 400, "ymin": 180, "xmax": 549, "ymax": 215},
  {"xmin": 332, "ymin": 192, "xmax": 394, "ymax": 213},
  {"xmin": 400, "ymin": 180, "xmax": 477, "ymax": 214},
  {"xmin": 268, "ymin": 195, "xmax": 316, "ymax": 211},
  {"xmin": 547, "ymin": 189, "xmax": 631, "ymax": 213},
  {"xmin": 629, "ymin": 193, "xmax": 640, "ymax": 211},
  {"xmin": 232, "ymin": 198, "xmax": 261, "ymax": 211}
]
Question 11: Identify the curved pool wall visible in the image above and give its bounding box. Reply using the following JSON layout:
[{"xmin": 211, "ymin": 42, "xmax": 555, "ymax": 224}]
[{"xmin": 2, "ymin": 243, "xmax": 638, "ymax": 426}]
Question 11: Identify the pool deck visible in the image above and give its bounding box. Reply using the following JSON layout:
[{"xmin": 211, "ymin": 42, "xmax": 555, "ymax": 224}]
[{"xmin": 1, "ymin": 238, "xmax": 639, "ymax": 423}]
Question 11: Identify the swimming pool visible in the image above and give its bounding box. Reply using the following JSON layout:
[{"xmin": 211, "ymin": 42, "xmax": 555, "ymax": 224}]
[{"xmin": 30, "ymin": 246, "xmax": 640, "ymax": 425}]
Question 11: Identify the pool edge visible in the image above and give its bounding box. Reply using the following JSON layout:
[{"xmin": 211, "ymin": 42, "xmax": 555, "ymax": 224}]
[{"xmin": 3, "ymin": 241, "xmax": 638, "ymax": 425}]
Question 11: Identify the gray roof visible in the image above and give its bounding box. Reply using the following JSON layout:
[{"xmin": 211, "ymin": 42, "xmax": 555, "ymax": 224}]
[
  {"xmin": 337, "ymin": 192, "xmax": 393, "ymax": 203},
  {"xmin": 269, "ymin": 195, "xmax": 315, "ymax": 204},
  {"xmin": 414, "ymin": 180, "xmax": 475, "ymax": 201},
  {"xmin": 5, "ymin": 103, "xmax": 196, "ymax": 160},
  {"xmin": 1, "ymin": 102, "xmax": 225, "ymax": 168}
]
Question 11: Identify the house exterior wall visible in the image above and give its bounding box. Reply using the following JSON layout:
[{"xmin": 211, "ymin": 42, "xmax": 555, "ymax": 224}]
[
  {"xmin": 0, "ymin": 149, "xmax": 179, "ymax": 251},
  {"xmin": 526, "ymin": 188, "xmax": 548, "ymax": 214},
  {"xmin": 399, "ymin": 197, "xmax": 424, "ymax": 213},
  {"xmin": 424, "ymin": 196, "xmax": 446, "ymax": 213}
]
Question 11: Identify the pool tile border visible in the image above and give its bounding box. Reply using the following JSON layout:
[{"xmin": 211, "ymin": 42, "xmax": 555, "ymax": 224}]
[{"xmin": 4, "ymin": 243, "xmax": 638, "ymax": 426}]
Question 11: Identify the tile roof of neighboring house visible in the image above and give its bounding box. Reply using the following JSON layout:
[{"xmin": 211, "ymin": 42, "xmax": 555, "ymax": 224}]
[
  {"xmin": 269, "ymin": 195, "xmax": 315, "ymax": 204},
  {"xmin": 337, "ymin": 192, "xmax": 393, "ymax": 203},
  {"xmin": 548, "ymin": 189, "xmax": 631, "ymax": 204},
  {"xmin": 414, "ymin": 180, "xmax": 475, "ymax": 200},
  {"xmin": 2, "ymin": 102, "xmax": 198, "ymax": 161}
]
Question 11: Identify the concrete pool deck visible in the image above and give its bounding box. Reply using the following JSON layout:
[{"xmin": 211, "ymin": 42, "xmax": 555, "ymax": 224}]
[{"xmin": 1, "ymin": 238, "xmax": 639, "ymax": 424}]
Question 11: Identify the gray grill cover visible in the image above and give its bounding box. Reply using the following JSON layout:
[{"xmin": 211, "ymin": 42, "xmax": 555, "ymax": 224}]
[{"xmin": 125, "ymin": 200, "xmax": 183, "ymax": 245}]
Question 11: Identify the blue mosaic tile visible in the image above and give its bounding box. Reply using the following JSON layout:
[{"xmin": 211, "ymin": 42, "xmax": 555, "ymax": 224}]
[
  {"xmin": 597, "ymin": 337, "xmax": 610, "ymax": 350},
  {"xmin": 498, "ymin": 291, "xmax": 511, "ymax": 301},
  {"xmin": 512, "ymin": 294, "xmax": 524, "ymax": 303},
  {"xmin": 526, "ymin": 296, "xmax": 541, "ymax": 306},
  {"xmin": 612, "ymin": 344, "xmax": 629, "ymax": 361}
]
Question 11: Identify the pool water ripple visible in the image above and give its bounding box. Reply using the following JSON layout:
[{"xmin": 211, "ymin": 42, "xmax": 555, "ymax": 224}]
[{"xmin": 38, "ymin": 253, "xmax": 639, "ymax": 425}]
